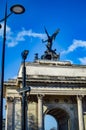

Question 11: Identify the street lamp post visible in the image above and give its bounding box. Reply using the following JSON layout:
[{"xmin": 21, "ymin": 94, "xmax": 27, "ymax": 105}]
[
  {"xmin": 21, "ymin": 50, "xmax": 29, "ymax": 130},
  {"xmin": 0, "ymin": 3, "xmax": 25, "ymax": 130}
]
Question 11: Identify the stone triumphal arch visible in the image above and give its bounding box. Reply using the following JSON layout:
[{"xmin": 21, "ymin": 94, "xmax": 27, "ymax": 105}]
[
  {"xmin": 4, "ymin": 29, "xmax": 86, "ymax": 130},
  {"xmin": 4, "ymin": 59, "xmax": 86, "ymax": 130}
]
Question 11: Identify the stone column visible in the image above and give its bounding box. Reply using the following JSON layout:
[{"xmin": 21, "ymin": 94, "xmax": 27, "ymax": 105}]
[
  {"xmin": 6, "ymin": 97, "xmax": 14, "ymax": 130},
  {"xmin": 77, "ymin": 95, "xmax": 84, "ymax": 130},
  {"xmin": 38, "ymin": 95, "xmax": 44, "ymax": 130},
  {"xmin": 14, "ymin": 98, "xmax": 21, "ymax": 130}
]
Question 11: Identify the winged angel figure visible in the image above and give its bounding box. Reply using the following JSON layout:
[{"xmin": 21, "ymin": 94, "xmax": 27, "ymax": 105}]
[{"xmin": 42, "ymin": 27, "xmax": 60, "ymax": 51}]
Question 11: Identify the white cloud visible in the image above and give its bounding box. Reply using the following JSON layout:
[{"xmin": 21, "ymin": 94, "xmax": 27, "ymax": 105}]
[
  {"xmin": 79, "ymin": 57, "xmax": 86, "ymax": 65},
  {"xmin": 61, "ymin": 39, "xmax": 86, "ymax": 54},
  {"xmin": 0, "ymin": 23, "xmax": 12, "ymax": 37},
  {"xmin": 0, "ymin": 23, "xmax": 46, "ymax": 47}
]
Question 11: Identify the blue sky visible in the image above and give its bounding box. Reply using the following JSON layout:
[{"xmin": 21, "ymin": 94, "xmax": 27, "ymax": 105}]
[
  {"xmin": 0, "ymin": 0, "xmax": 86, "ymax": 129},
  {"xmin": 0, "ymin": 0, "xmax": 86, "ymax": 80}
]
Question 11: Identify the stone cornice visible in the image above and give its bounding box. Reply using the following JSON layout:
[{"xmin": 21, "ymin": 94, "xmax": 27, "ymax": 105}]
[
  {"xmin": 5, "ymin": 86, "xmax": 86, "ymax": 96},
  {"xmin": 4, "ymin": 79, "xmax": 17, "ymax": 86},
  {"xmin": 30, "ymin": 87, "xmax": 86, "ymax": 96},
  {"xmin": 17, "ymin": 76, "xmax": 86, "ymax": 87}
]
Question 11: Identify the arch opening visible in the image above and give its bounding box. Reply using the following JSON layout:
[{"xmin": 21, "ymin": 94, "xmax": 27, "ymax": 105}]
[
  {"xmin": 44, "ymin": 108, "xmax": 70, "ymax": 130},
  {"xmin": 44, "ymin": 114, "xmax": 58, "ymax": 130}
]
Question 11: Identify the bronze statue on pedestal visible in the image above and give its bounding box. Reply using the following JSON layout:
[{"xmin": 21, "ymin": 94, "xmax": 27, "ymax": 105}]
[{"xmin": 41, "ymin": 27, "xmax": 60, "ymax": 60}]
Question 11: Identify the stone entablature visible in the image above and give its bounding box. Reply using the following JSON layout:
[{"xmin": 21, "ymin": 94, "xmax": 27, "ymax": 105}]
[
  {"xmin": 5, "ymin": 86, "xmax": 86, "ymax": 97},
  {"xmin": 4, "ymin": 60, "xmax": 86, "ymax": 97},
  {"xmin": 16, "ymin": 60, "xmax": 86, "ymax": 91}
]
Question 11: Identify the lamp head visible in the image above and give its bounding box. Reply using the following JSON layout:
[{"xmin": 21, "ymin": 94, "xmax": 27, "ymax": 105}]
[
  {"xmin": 21, "ymin": 50, "xmax": 29, "ymax": 60},
  {"xmin": 10, "ymin": 4, "xmax": 25, "ymax": 14}
]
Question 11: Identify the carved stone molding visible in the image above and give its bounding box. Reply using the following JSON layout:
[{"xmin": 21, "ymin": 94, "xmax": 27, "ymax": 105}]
[
  {"xmin": 55, "ymin": 98, "xmax": 59, "ymax": 103},
  {"xmin": 64, "ymin": 98, "xmax": 68, "ymax": 103}
]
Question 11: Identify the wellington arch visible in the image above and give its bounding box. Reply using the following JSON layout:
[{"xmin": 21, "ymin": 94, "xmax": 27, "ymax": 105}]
[
  {"xmin": 4, "ymin": 29, "xmax": 86, "ymax": 130},
  {"xmin": 4, "ymin": 59, "xmax": 86, "ymax": 130}
]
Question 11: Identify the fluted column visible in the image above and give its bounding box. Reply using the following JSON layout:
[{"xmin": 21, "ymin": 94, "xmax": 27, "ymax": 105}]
[
  {"xmin": 38, "ymin": 95, "xmax": 44, "ymax": 130},
  {"xmin": 77, "ymin": 95, "xmax": 84, "ymax": 130}
]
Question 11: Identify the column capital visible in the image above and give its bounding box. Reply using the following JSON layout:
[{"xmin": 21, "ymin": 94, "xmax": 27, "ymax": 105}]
[
  {"xmin": 14, "ymin": 97, "xmax": 21, "ymax": 102},
  {"xmin": 7, "ymin": 96, "xmax": 14, "ymax": 102},
  {"xmin": 77, "ymin": 95, "xmax": 84, "ymax": 100},
  {"xmin": 37, "ymin": 94, "xmax": 44, "ymax": 100}
]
